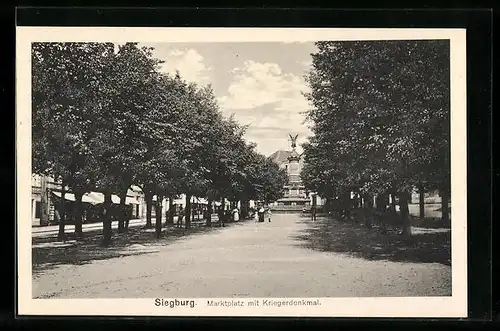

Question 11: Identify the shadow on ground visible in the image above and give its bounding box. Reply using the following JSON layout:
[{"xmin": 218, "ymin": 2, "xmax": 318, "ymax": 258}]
[
  {"xmin": 291, "ymin": 215, "xmax": 451, "ymax": 266},
  {"xmin": 410, "ymin": 214, "xmax": 451, "ymax": 229},
  {"xmin": 32, "ymin": 219, "xmax": 247, "ymax": 275}
]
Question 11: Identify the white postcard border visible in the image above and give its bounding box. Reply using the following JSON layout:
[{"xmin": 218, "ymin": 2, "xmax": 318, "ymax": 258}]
[{"xmin": 16, "ymin": 27, "xmax": 467, "ymax": 318}]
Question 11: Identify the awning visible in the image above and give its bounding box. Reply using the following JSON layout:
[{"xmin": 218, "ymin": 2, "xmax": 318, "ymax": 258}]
[
  {"xmin": 125, "ymin": 196, "xmax": 140, "ymax": 205},
  {"xmin": 111, "ymin": 195, "xmax": 120, "ymax": 204},
  {"xmin": 52, "ymin": 191, "xmax": 139, "ymax": 205},
  {"xmin": 86, "ymin": 192, "xmax": 104, "ymax": 205},
  {"xmin": 153, "ymin": 197, "xmax": 209, "ymax": 205},
  {"xmin": 52, "ymin": 191, "xmax": 100, "ymax": 204},
  {"xmin": 130, "ymin": 185, "xmax": 143, "ymax": 192},
  {"xmin": 192, "ymin": 197, "xmax": 208, "ymax": 205},
  {"xmin": 52, "ymin": 191, "xmax": 75, "ymax": 201}
]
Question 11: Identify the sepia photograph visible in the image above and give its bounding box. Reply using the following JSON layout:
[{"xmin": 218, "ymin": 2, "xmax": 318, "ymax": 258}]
[{"xmin": 16, "ymin": 27, "xmax": 467, "ymax": 317}]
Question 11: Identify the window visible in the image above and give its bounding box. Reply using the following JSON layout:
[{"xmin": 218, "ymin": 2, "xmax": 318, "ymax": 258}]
[{"xmin": 35, "ymin": 201, "xmax": 41, "ymax": 218}]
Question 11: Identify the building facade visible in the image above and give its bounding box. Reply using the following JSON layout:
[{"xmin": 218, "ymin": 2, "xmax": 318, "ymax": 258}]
[
  {"xmin": 31, "ymin": 174, "xmax": 143, "ymax": 227},
  {"xmin": 31, "ymin": 174, "xmax": 252, "ymax": 226}
]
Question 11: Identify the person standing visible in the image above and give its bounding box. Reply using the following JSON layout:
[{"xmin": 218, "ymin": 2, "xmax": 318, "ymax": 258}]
[
  {"xmin": 311, "ymin": 205, "xmax": 317, "ymax": 221},
  {"xmin": 267, "ymin": 208, "xmax": 272, "ymax": 222},
  {"xmin": 177, "ymin": 206, "xmax": 184, "ymax": 228},
  {"xmin": 232, "ymin": 207, "xmax": 240, "ymax": 222},
  {"xmin": 258, "ymin": 205, "xmax": 265, "ymax": 222},
  {"xmin": 218, "ymin": 207, "xmax": 225, "ymax": 227}
]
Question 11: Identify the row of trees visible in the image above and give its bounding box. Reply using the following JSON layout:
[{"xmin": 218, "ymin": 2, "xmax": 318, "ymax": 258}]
[
  {"xmin": 33, "ymin": 42, "xmax": 287, "ymax": 245},
  {"xmin": 301, "ymin": 40, "xmax": 451, "ymax": 235}
]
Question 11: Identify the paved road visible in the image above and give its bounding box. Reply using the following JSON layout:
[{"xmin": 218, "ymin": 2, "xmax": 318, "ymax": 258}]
[{"xmin": 33, "ymin": 214, "xmax": 451, "ymax": 298}]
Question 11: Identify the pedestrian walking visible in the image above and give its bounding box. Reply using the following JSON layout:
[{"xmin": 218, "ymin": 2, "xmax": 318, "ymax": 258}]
[{"xmin": 267, "ymin": 208, "xmax": 272, "ymax": 222}]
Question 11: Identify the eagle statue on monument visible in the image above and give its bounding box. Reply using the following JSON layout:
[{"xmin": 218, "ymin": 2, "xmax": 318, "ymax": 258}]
[{"xmin": 289, "ymin": 134, "xmax": 299, "ymax": 149}]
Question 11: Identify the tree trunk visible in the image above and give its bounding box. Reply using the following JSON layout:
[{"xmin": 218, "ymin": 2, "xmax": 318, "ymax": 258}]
[
  {"xmin": 390, "ymin": 193, "xmax": 397, "ymax": 210},
  {"xmin": 102, "ymin": 192, "xmax": 113, "ymax": 246},
  {"xmin": 418, "ymin": 183, "xmax": 425, "ymax": 220},
  {"xmin": 185, "ymin": 194, "xmax": 192, "ymax": 229},
  {"xmin": 399, "ymin": 190, "xmax": 412, "ymax": 236},
  {"xmin": 166, "ymin": 197, "xmax": 174, "ymax": 225},
  {"xmin": 339, "ymin": 190, "xmax": 350, "ymax": 220},
  {"xmin": 377, "ymin": 193, "xmax": 389, "ymax": 210},
  {"xmin": 40, "ymin": 176, "xmax": 49, "ymax": 226},
  {"xmin": 365, "ymin": 193, "xmax": 374, "ymax": 209},
  {"xmin": 375, "ymin": 194, "xmax": 381, "ymax": 210},
  {"xmin": 220, "ymin": 197, "xmax": 226, "ymax": 227},
  {"xmin": 324, "ymin": 198, "xmax": 330, "ymax": 214},
  {"xmin": 441, "ymin": 149, "xmax": 450, "ymax": 223},
  {"xmin": 206, "ymin": 199, "xmax": 213, "ymax": 227},
  {"xmin": 364, "ymin": 193, "xmax": 374, "ymax": 228},
  {"xmin": 441, "ymin": 185, "xmax": 450, "ymax": 223},
  {"xmin": 125, "ymin": 207, "xmax": 131, "ymax": 231},
  {"xmin": 145, "ymin": 191, "xmax": 153, "ymax": 229},
  {"xmin": 240, "ymin": 199, "xmax": 248, "ymax": 219},
  {"xmin": 57, "ymin": 180, "xmax": 67, "ymax": 241},
  {"xmin": 155, "ymin": 195, "xmax": 163, "ymax": 238},
  {"xmin": 118, "ymin": 188, "xmax": 128, "ymax": 233},
  {"xmin": 352, "ymin": 192, "xmax": 358, "ymax": 209},
  {"xmin": 74, "ymin": 191, "xmax": 84, "ymax": 239}
]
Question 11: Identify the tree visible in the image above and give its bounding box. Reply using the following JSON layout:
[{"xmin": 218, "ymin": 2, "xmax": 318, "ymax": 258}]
[
  {"xmin": 32, "ymin": 42, "xmax": 116, "ymax": 240},
  {"xmin": 252, "ymin": 154, "xmax": 288, "ymax": 204},
  {"xmin": 69, "ymin": 42, "xmax": 166, "ymax": 245},
  {"xmin": 133, "ymin": 72, "xmax": 187, "ymax": 231},
  {"xmin": 102, "ymin": 43, "xmax": 165, "ymax": 233},
  {"xmin": 302, "ymin": 40, "xmax": 450, "ymax": 235}
]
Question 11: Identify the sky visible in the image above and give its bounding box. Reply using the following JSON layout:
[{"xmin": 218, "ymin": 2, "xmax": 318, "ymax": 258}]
[{"xmin": 139, "ymin": 42, "xmax": 317, "ymax": 156}]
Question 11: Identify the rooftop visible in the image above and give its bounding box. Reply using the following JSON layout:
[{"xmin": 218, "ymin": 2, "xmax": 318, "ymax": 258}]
[
  {"xmin": 268, "ymin": 149, "xmax": 305, "ymax": 166},
  {"xmin": 268, "ymin": 150, "xmax": 292, "ymax": 164}
]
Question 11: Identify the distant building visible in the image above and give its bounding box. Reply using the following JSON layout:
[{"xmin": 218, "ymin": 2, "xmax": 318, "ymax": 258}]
[
  {"xmin": 31, "ymin": 174, "xmax": 143, "ymax": 227},
  {"xmin": 31, "ymin": 175, "xmax": 249, "ymax": 227},
  {"xmin": 148, "ymin": 195, "xmax": 212, "ymax": 219},
  {"xmin": 268, "ymin": 135, "xmax": 324, "ymax": 212}
]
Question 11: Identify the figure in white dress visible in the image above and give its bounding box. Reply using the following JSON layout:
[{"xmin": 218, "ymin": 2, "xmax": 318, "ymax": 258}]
[{"xmin": 232, "ymin": 208, "xmax": 240, "ymax": 222}]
